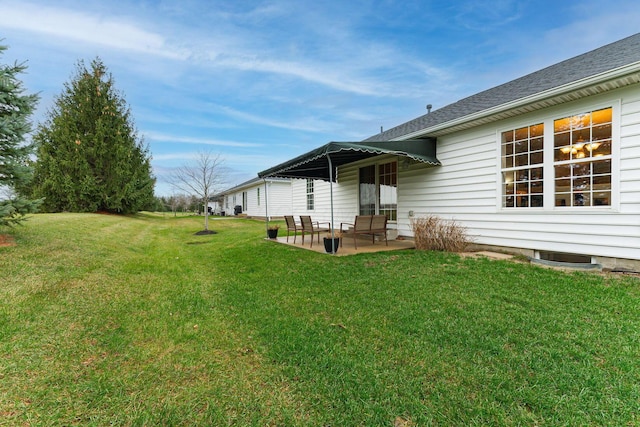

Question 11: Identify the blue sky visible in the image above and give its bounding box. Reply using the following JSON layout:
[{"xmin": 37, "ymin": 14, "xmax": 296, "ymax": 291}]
[{"xmin": 2, "ymin": 0, "xmax": 639, "ymax": 196}]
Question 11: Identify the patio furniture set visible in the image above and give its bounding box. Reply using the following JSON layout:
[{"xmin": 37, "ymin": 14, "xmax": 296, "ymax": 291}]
[{"xmin": 284, "ymin": 215, "xmax": 388, "ymax": 250}]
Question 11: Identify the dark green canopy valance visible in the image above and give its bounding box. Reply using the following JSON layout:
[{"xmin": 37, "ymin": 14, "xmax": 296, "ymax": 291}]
[{"xmin": 258, "ymin": 139, "xmax": 439, "ymax": 181}]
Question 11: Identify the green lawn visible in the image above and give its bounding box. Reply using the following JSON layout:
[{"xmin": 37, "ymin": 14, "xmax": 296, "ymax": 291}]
[{"xmin": 1, "ymin": 213, "xmax": 639, "ymax": 426}]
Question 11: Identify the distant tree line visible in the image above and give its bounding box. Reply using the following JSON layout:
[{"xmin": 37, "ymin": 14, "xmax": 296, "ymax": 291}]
[{"xmin": 156, "ymin": 194, "xmax": 202, "ymax": 215}]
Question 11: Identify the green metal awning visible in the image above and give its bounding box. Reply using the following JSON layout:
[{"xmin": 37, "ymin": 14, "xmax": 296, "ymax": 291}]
[{"xmin": 258, "ymin": 138, "xmax": 439, "ymax": 181}]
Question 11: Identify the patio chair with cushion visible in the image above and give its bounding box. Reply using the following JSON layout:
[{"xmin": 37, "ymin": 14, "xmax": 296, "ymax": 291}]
[
  {"xmin": 284, "ymin": 215, "xmax": 301, "ymax": 243},
  {"xmin": 299, "ymin": 215, "xmax": 331, "ymax": 247}
]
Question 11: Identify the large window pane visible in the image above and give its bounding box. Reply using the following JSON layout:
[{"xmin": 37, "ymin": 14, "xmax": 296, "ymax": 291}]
[
  {"xmin": 378, "ymin": 161, "xmax": 397, "ymax": 221},
  {"xmin": 592, "ymin": 107, "xmax": 612, "ymax": 124},
  {"xmin": 530, "ymin": 123, "xmax": 544, "ymax": 137},
  {"xmin": 593, "ymin": 124, "xmax": 612, "ymax": 141},
  {"xmin": 554, "ymin": 131, "xmax": 570, "ymax": 147},
  {"xmin": 359, "ymin": 165, "xmax": 375, "ymax": 215},
  {"xmin": 515, "ymin": 140, "xmax": 528, "ymax": 153},
  {"xmin": 531, "ymin": 137, "xmax": 544, "ymax": 151},
  {"xmin": 530, "ymin": 151, "xmax": 543, "ymax": 164},
  {"xmin": 593, "ymin": 159, "xmax": 612, "ymax": 175},
  {"xmin": 359, "ymin": 162, "xmax": 397, "ymax": 220},
  {"xmin": 554, "ymin": 117, "xmax": 571, "ymax": 133},
  {"xmin": 592, "ymin": 140, "xmax": 612, "ymax": 156}
]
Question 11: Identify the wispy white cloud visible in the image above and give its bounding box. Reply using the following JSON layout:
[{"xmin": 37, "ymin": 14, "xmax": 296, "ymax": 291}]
[
  {"xmin": 153, "ymin": 152, "xmax": 274, "ymax": 169},
  {"xmin": 214, "ymin": 55, "xmax": 381, "ymax": 96},
  {"xmin": 1, "ymin": 0, "xmax": 448, "ymax": 100},
  {"xmin": 542, "ymin": 2, "xmax": 640, "ymax": 59},
  {"xmin": 145, "ymin": 132, "xmax": 262, "ymax": 148},
  {"xmin": 206, "ymin": 103, "xmax": 334, "ymax": 133},
  {"xmin": 0, "ymin": 1, "xmax": 187, "ymax": 60},
  {"xmin": 453, "ymin": 0, "xmax": 523, "ymax": 31}
]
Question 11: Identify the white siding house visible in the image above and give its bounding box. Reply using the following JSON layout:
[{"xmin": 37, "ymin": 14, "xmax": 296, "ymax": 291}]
[
  {"xmin": 259, "ymin": 33, "xmax": 640, "ymax": 269},
  {"xmin": 217, "ymin": 177, "xmax": 292, "ymax": 219}
]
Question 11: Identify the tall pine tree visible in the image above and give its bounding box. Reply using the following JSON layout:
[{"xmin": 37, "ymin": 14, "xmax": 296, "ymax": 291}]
[
  {"xmin": 32, "ymin": 58, "xmax": 155, "ymax": 214},
  {"xmin": 0, "ymin": 43, "xmax": 41, "ymax": 227}
]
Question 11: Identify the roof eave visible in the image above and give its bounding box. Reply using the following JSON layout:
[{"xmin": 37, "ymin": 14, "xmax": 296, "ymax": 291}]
[
  {"xmin": 399, "ymin": 62, "xmax": 640, "ymax": 140},
  {"xmin": 218, "ymin": 176, "xmax": 291, "ymax": 195}
]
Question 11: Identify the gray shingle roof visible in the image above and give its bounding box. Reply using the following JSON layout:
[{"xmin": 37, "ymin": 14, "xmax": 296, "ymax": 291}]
[{"xmin": 365, "ymin": 32, "xmax": 640, "ymax": 142}]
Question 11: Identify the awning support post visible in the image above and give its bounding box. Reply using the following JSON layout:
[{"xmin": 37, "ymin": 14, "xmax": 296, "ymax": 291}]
[
  {"xmin": 264, "ymin": 179, "xmax": 269, "ymax": 235},
  {"xmin": 328, "ymin": 155, "xmax": 336, "ymax": 254}
]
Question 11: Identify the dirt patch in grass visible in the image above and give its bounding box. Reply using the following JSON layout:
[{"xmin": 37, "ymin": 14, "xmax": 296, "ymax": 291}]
[
  {"xmin": 0, "ymin": 234, "xmax": 16, "ymax": 247},
  {"xmin": 459, "ymin": 251, "xmax": 514, "ymax": 260}
]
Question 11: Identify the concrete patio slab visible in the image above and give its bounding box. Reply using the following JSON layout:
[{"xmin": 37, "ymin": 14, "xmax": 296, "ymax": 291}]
[{"xmin": 266, "ymin": 234, "xmax": 415, "ymax": 255}]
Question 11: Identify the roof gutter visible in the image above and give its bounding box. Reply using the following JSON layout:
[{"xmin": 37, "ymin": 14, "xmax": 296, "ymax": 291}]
[{"xmin": 398, "ymin": 61, "xmax": 640, "ymax": 140}]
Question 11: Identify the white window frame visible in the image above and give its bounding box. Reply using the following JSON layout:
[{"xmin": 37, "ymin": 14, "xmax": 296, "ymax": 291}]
[
  {"xmin": 358, "ymin": 160, "xmax": 398, "ymax": 222},
  {"xmin": 378, "ymin": 160, "xmax": 398, "ymax": 222},
  {"xmin": 306, "ymin": 179, "xmax": 314, "ymax": 211},
  {"xmin": 500, "ymin": 123, "xmax": 545, "ymax": 208},
  {"xmin": 497, "ymin": 98, "xmax": 620, "ymax": 212}
]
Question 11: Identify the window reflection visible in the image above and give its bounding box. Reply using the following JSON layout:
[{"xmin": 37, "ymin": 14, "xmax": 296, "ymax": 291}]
[
  {"xmin": 358, "ymin": 162, "xmax": 397, "ymax": 221},
  {"xmin": 501, "ymin": 123, "xmax": 544, "ymax": 208},
  {"xmin": 359, "ymin": 165, "xmax": 375, "ymax": 215},
  {"xmin": 553, "ymin": 107, "xmax": 612, "ymax": 207}
]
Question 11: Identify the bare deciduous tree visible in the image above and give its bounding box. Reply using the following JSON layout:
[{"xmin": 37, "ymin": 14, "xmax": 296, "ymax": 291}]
[
  {"xmin": 169, "ymin": 151, "xmax": 227, "ymax": 233},
  {"xmin": 166, "ymin": 193, "xmax": 190, "ymax": 217}
]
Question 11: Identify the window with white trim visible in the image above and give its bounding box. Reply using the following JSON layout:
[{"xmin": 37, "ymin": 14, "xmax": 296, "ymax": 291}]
[
  {"xmin": 501, "ymin": 123, "xmax": 544, "ymax": 207},
  {"xmin": 378, "ymin": 161, "xmax": 397, "ymax": 220},
  {"xmin": 358, "ymin": 161, "xmax": 398, "ymax": 220},
  {"xmin": 553, "ymin": 107, "xmax": 612, "ymax": 207},
  {"xmin": 500, "ymin": 105, "xmax": 614, "ymax": 209},
  {"xmin": 306, "ymin": 179, "xmax": 314, "ymax": 210},
  {"xmin": 359, "ymin": 165, "xmax": 375, "ymax": 215}
]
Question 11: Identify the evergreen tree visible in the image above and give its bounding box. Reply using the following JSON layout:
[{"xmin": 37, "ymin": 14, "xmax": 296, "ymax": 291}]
[
  {"xmin": 0, "ymin": 44, "xmax": 41, "ymax": 227},
  {"xmin": 31, "ymin": 58, "xmax": 155, "ymax": 213}
]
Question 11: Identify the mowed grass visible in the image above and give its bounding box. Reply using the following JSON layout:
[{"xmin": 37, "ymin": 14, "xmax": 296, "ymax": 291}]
[{"xmin": 1, "ymin": 213, "xmax": 639, "ymax": 426}]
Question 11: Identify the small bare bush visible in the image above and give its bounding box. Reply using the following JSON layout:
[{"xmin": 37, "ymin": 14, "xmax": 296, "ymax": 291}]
[{"xmin": 410, "ymin": 215, "xmax": 471, "ymax": 252}]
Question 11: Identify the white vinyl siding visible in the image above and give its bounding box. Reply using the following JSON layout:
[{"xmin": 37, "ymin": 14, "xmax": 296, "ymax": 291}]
[
  {"xmin": 291, "ymin": 179, "xmax": 335, "ymax": 218},
  {"xmin": 619, "ymin": 97, "xmax": 640, "ymax": 214},
  {"xmin": 263, "ymin": 181, "xmax": 293, "ymax": 218},
  {"xmin": 220, "ymin": 179, "xmax": 292, "ymax": 218},
  {"xmin": 396, "ymin": 87, "xmax": 640, "ymax": 260}
]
